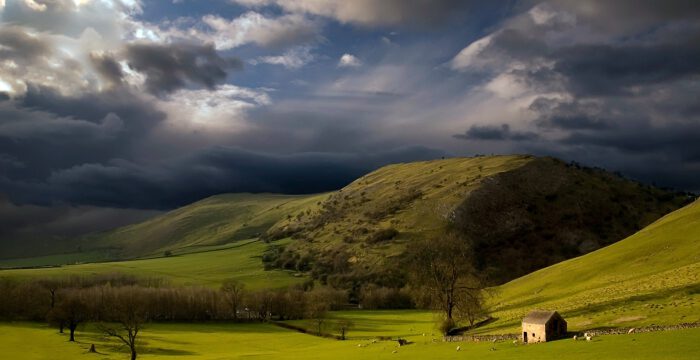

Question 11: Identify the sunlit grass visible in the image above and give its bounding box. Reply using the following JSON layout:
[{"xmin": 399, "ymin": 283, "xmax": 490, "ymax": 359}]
[{"xmin": 2, "ymin": 321, "xmax": 699, "ymax": 360}]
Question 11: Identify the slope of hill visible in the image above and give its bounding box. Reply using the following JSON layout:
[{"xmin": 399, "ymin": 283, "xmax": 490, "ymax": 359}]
[
  {"xmin": 77, "ymin": 193, "xmax": 326, "ymax": 259},
  {"xmin": 263, "ymin": 155, "xmax": 690, "ymax": 286},
  {"xmin": 479, "ymin": 199, "xmax": 700, "ymax": 334},
  {"xmin": 1, "ymin": 156, "xmax": 691, "ymax": 291}
]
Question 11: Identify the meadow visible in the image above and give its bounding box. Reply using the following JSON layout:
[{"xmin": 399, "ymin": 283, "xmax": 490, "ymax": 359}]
[
  {"xmin": 0, "ymin": 239, "xmax": 303, "ymax": 289},
  {"xmin": 2, "ymin": 320, "xmax": 699, "ymax": 360}
]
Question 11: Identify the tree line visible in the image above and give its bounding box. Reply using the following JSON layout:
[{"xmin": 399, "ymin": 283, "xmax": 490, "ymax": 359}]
[{"xmin": 0, "ymin": 231, "xmax": 487, "ymax": 357}]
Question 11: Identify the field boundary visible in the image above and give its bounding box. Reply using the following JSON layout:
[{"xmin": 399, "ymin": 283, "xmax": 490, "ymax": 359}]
[{"xmin": 443, "ymin": 322, "xmax": 700, "ymax": 342}]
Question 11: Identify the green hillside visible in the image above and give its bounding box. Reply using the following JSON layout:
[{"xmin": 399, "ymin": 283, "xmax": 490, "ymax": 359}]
[
  {"xmin": 85, "ymin": 193, "xmax": 326, "ymax": 258},
  {"xmin": 479, "ymin": 199, "xmax": 700, "ymax": 334},
  {"xmin": 0, "ymin": 193, "xmax": 325, "ymax": 266},
  {"xmin": 0, "ymin": 156, "xmax": 690, "ymax": 294},
  {"xmin": 263, "ymin": 155, "xmax": 689, "ymax": 286}
]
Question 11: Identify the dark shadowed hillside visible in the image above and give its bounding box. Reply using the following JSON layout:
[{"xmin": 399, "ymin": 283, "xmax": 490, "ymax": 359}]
[
  {"xmin": 263, "ymin": 156, "xmax": 691, "ymax": 287},
  {"xmin": 452, "ymin": 157, "xmax": 690, "ymax": 282}
]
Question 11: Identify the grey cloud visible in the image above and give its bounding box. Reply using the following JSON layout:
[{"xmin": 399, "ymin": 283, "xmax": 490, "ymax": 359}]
[
  {"xmin": 232, "ymin": 0, "xmax": 477, "ymax": 27},
  {"xmin": 454, "ymin": 124, "xmax": 539, "ymax": 142},
  {"xmin": 0, "ymin": 26, "xmax": 52, "ymax": 62},
  {"xmin": 3, "ymin": 146, "xmax": 447, "ymax": 209},
  {"xmin": 125, "ymin": 42, "xmax": 243, "ymax": 95},
  {"xmin": 551, "ymin": 0, "xmax": 700, "ymax": 34},
  {"xmin": 0, "ymin": 195, "xmax": 161, "ymax": 258},
  {"xmin": 552, "ymin": 41, "xmax": 700, "ymax": 96},
  {"xmin": 0, "ymin": 86, "xmax": 165, "ymax": 180},
  {"xmin": 90, "ymin": 52, "xmax": 124, "ymax": 87}
]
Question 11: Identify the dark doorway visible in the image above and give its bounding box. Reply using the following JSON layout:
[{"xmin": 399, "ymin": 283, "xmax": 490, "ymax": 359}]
[{"xmin": 523, "ymin": 332, "xmax": 528, "ymax": 343}]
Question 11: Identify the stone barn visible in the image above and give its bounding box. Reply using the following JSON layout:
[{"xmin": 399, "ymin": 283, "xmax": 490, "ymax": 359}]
[{"xmin": 522, "ymin": 310, "xmax": 567, "ymax": 343}]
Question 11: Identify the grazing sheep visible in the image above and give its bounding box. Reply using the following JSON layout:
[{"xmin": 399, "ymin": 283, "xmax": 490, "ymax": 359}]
[
  {"xmin": 456, "ymin": 346, "xmax": 461, "ymax": 351},
  {"xmin": 585, "ymin": 335, "xmax": 592, "ymax": 341},
  {"xmin": 573, "ymin": 335, "xmax": 578, "ymax": 341},
  {"xmin": 512, "ymin": 340, "xmax": 518, "ymax": 345},
  {"xmin": 628, "ymin": 328, "xmax": 635, "ymax": 334}
]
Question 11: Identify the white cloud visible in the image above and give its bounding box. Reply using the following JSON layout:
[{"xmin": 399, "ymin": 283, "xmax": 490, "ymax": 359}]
[
  {"xmin": 202, "ymin": 11, "xmax": 319, "ymax": 50},
  {"xmin": 338, "ymin": 53, "xmax": 362, "ymax": 68},
  {"xmin": 254, "ymin": 46, "xmax": 314, "ymax": 69},
  {"xmin": 23, "ymin": 0, "xmax": 47, "ymax": 12},
  {"xmin": 450, "ymin": 34, "xmax": 493, "ymax": 71},
  {"xmin": 158, "ymin": 85, "xmax": 271, "ymax": 132},
  {"xmin": 229, "ymin": 0, "xmax": 465, "ymax": 27}
]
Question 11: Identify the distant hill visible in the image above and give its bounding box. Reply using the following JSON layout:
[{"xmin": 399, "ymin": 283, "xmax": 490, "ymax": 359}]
[
  {"xmin": 0, "ymin": 193, "xmax": 324, "ymax": 265},
  {"xmin": 479, "ymin": 198, "xmax": 700, "ymax": 333},
  {"xmin": 78, "ymin": 193, "xmax": 327, "ymax": 259},
  {"xmin": 262, "ymin": 155, "xmax": 691, "ymax": 286},
  {"xmin": 1, "ymin": 155, "xmax": 692, "ymax": 289}
]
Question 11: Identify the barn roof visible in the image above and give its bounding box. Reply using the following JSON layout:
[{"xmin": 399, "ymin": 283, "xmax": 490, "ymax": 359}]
[{"xmin": 522, "ymin": 310, "xmax": 559, "ymax": 324}]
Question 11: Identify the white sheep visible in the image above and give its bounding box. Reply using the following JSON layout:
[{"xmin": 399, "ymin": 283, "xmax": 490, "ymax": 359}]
[
  {"xmin": 585, "ymin": 335, "xmax": 592, "ymax": 341},
  {"xmin": 456, "ymin": 346, "xmax": 461, "ymax": 351},
  {"xmin": 628, "ymin": 328, "xmax": 635, "ymax": 334}
]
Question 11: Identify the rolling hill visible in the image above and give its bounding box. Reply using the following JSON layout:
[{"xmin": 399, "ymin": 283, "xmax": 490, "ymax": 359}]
[
  {"xmin": 0, "ymin": 155, "xmax": 692, "ymax": 293},
  {"xmin": 479, "ymin": 198, "xmax": 700, "ymax": 334},
  {"xmin": 0, "ymin": 193, "xmax": 325, "ymax": 265},
  {"xmin": 262, "ymin": 155, "xmax": 691, "ymax": 286}
]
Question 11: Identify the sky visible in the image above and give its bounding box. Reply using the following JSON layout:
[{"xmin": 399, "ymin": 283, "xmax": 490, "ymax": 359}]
[{"xmin": 1, "ymin": 0, "xmax": 700, "ymax": 236}]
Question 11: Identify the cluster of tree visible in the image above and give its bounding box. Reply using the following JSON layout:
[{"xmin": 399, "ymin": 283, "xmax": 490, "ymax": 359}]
[{"xmin": 0, "ymin": 275, "xmax": 347, "ymax": 359}]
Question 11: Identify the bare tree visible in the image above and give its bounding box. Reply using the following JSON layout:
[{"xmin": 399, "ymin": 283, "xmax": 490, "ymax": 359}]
[
  {"xmin": 50, "ymin": 290, "xmax": 89, "ymax": 342},
  {"xmin": 100, "ymin": 287, "xmax": 149, "ymax": 360},
  {"xmin": 303, "ymin": 287, "xmax": 347, "ymax": 335},
  {"xmin": 334, "ymin": 319, "xmax": 354, "ymax": 340},
  {"xmin": 407, "ymin": 232, "xmax": 485, "ymax": 334},
  {"xmin": 221, "ymin": 279, "xmax": 245, "ymax": 321}
]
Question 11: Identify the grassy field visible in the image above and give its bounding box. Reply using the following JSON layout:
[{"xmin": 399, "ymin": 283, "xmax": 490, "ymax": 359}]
[
  {"xmin": 0, "ymin": 239, "xmax": 303, "ymax": 289},
  {"xmin": 479, "ymin": 199, "xmax": 700, "ymax": 334},
  {"xmin": 2, "ymin": 321, "xmax": 699, "ymax": 360}
]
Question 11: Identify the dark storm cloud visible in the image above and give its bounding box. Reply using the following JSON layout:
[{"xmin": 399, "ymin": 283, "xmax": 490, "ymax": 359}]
[
  {"xmin": 530, "ymin": 98, "xmax": 613, "ymax": 130},
  {"xmin": 552, "ymin": 0, "xmax": 700, "ymax": 33},
  {"xmin": 125, "ymin": 42, "xmax": 244, "ymax": 95},
  {"xmin": 0, "ymin": 195, "xmax": 161, "ymax": 257},
  {"xmin": 0, "ymin": 86, "xmax": 165, "ymax": 180},
  {"xmin": 454, "ymin": 124, "xmax": 539, "ymax": 142},
  {"xmin": 552, "ymin": 41, "xmax": 700, "ymax": 96},
  {"xmin": 2, "ymin": 146, "xmax": 447, "ymax": 209},
  {"xmin": 90, "ymin": 52, "xmax": 124, "ymax": 87},
  {"xmin": 562, "ymin": 122, "xmax": 700, "ymax": 162}
]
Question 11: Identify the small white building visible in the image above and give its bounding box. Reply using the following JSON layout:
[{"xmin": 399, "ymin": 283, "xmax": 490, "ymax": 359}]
[{"xmin": 522, "ymin": 310, "xmax": 567, "ymax": 343}]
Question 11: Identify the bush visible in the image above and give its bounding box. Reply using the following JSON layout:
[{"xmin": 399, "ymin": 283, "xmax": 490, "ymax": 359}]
[
  {"xmin": 367, "ymin": 228, "xmax": 399, "ymax": 244},
  {"xmin": 438, "ymin": 318, "xmax": 456, "ymax": 336}
]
